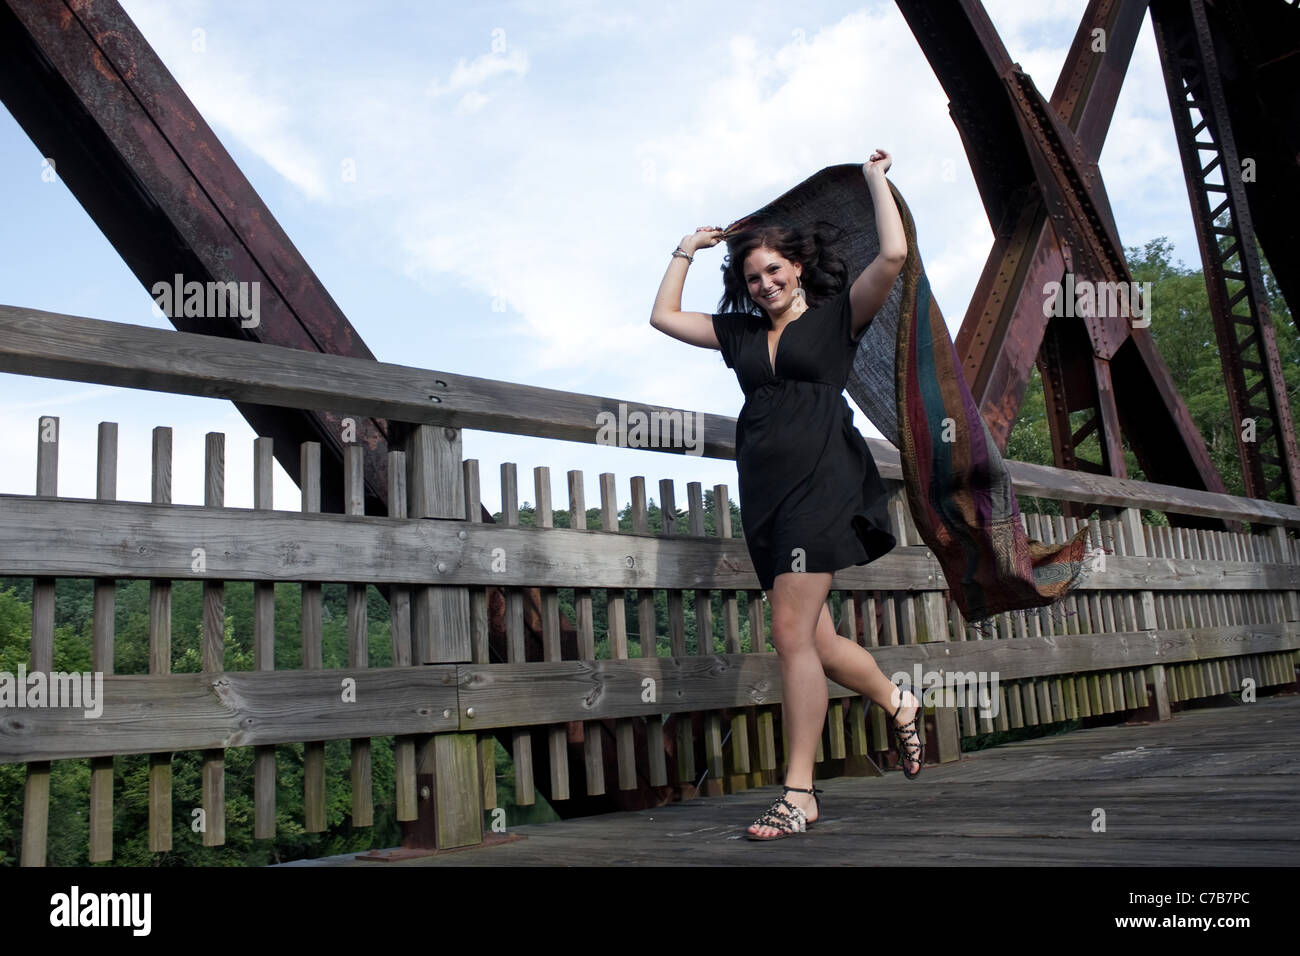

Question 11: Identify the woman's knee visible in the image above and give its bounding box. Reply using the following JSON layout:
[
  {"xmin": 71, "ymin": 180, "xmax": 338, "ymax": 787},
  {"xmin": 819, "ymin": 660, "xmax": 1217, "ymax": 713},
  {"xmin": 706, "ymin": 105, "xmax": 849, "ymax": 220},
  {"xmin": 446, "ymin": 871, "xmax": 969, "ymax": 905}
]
[{"xmin": 769, "ymin": 603, "xmax": 819, "ymax": 655}]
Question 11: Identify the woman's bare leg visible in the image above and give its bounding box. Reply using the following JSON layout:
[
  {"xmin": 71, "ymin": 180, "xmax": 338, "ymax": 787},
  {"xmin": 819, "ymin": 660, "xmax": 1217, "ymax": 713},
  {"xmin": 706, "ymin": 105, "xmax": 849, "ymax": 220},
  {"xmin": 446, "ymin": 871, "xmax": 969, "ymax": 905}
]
[
  {"xmin": 747, "ymin": 571, "xmax": 831, "ymax": 838},
  {"xmin": 811, "ymin": 602, "xmax": 922, "ymax": 774}
]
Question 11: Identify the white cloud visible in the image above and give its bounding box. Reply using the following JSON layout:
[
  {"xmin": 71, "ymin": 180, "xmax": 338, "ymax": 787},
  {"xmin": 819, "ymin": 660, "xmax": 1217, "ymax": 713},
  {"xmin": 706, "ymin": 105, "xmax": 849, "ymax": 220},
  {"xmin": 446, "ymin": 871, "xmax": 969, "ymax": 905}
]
[
  {"xmin": 122, "ymin": 0, "xmax": 332, "ymax": 201},
  {"xmin": 427, "ymin": 47, "xmax": 529, "ymax": 97}
]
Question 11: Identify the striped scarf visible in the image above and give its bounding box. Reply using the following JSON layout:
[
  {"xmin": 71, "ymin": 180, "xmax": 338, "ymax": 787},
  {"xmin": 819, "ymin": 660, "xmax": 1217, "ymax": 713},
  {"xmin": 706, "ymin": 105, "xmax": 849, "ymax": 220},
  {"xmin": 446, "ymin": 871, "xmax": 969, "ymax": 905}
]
[{"xmin": 722, "ymin": 164, "xmax": 1090, "ymax": 627}]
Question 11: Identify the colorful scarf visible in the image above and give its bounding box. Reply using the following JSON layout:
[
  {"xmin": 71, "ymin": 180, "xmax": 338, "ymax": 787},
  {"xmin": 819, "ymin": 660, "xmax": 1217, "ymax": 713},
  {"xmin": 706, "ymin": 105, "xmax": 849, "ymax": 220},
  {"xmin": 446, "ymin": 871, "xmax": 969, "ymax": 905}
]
[{"xmin": 721, "ymin": 164, "xmax": 1090, "ymax": 627}]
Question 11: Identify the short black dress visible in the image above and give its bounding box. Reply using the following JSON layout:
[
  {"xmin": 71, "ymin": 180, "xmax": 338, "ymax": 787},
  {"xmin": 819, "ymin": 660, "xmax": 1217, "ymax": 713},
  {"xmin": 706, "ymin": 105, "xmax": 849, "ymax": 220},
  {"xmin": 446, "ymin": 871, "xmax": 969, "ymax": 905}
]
[{"xmin": 712, "ymin": 285, "xmax": 896, "ymax": 591}]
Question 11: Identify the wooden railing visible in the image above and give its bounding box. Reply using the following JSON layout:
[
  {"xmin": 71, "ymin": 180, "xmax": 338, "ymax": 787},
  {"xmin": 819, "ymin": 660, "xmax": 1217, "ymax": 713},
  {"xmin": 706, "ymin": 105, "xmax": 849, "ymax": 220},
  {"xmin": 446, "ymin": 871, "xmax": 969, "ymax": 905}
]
[{"xmin": 0, "ymin": 303, "xmax": 1298, "ymax": 864}]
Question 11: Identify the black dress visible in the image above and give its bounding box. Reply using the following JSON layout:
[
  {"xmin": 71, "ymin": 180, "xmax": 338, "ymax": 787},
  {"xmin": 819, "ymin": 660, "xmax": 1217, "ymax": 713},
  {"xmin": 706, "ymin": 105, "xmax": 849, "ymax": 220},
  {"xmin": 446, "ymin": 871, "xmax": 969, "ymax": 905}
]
[{"xmin": 712, "ymin": 285, "xmax": 896, "ymax": 592}]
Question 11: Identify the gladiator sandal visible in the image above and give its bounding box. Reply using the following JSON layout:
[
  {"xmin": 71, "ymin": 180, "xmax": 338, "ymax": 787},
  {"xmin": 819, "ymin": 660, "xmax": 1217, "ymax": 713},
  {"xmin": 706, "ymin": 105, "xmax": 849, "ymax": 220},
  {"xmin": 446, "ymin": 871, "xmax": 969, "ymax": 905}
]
[
  {"xmin": 891, "ymin": 691, "xmax": 925, "ymax": 780},
  {"xmin": 745, "ymin": 785, "xmax": 823, "ymax": 841}
]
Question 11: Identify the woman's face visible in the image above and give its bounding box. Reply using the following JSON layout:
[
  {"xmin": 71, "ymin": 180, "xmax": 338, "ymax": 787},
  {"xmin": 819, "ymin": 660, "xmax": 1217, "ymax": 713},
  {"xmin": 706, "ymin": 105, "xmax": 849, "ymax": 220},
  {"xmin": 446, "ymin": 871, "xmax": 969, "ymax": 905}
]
[{"xmin": 742, "ymin": 245, "xmax": 802, "ymax": 316}]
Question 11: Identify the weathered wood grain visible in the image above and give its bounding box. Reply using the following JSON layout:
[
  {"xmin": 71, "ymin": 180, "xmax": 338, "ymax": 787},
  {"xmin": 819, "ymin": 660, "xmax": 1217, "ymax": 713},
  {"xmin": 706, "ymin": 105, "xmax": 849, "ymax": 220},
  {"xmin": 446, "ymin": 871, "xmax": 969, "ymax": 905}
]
[{"xmin": 3, "ymin": 303, "xmax": 1299, "ymax": 528}]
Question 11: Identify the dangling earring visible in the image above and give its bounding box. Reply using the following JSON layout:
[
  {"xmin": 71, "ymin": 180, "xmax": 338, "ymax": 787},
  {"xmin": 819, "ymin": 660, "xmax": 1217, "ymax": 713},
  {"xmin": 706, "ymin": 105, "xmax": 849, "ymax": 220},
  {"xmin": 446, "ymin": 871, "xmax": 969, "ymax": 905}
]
[{"xmin": 791, "ymin": 280, "xmax": 806, "ymax": 308}]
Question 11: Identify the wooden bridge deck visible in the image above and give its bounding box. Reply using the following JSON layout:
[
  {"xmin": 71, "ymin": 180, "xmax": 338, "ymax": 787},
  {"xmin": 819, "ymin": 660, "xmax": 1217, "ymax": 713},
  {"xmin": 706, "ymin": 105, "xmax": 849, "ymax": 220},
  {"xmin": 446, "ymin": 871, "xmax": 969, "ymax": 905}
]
[{"xmin": 287, "ymin": 693, "xmax": 1300, "ymax": 867}]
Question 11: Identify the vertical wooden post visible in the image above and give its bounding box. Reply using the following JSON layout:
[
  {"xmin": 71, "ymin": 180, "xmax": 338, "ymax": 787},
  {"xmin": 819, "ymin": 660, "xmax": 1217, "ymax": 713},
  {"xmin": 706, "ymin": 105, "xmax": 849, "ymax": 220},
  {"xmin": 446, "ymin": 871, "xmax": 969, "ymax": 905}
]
[
  {"xmin": 21, "ymin": 415, "xmax": 57, "ymax": 866},
  {"xmin": 1118, "ymin": 507, "xmax": 1169, "ymax": 720},
  {"xmin": 344, "ymin": 444, "xmax": 373, "ymax": 827},
  {"xmin": 403, "ymin": 424, "xmax": 481, "ymax": 850},
  {"xmin": 88, "ymin": 422, "xmax": 117, "ymax": 862},
  {"xmin": 251, "ymin": 435, "xmax": 276, "ymax": 840},
  {"xmin": 200, "ymin": 433, "xmax": 226, "ymax": 847},
  {"xmin": 1269, "ymin": 526, "xmax": 1299, "ymax": 623},
  {"xmin": 388, "ymin": 449, "xmax": 418, "ymax": 822},
  {"xmin": 148, "ymin": 427, "xmax": 174, "ymax": 852}
]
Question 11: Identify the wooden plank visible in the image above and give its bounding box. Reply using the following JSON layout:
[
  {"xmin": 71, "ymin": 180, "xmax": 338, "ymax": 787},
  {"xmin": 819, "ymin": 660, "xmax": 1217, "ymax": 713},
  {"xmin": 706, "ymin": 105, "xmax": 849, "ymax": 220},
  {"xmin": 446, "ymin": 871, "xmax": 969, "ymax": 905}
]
[
  {"xmin": 7, "ymin": 492, "xmax": 1286, "ymax": 592},
  {"xmin": 1075, "ymin": 675, "xmax": 1091, "ymax": 718},
  {"xmin": 538, "ymin": 467, "xmax": 570, "ymax": 801},
  {"xmin": 1270, "ymin": 526, "xmax": 1300, "ymax": 623},
  {"xmin": 752, "ymin": 587, "xmax": 775, "ymax": 781},
  {"xmin": 501, "ymin": 463, "xmax": 534, "ymax": 806},
  {"xmin": 569, "ymin": 470, "xmax": 603, "ymax": 796},
  {"xmin": 415, "ymin": 425, "xmax": 480, "ymax": 848},
  {"xmin": 1067, "ymin": 516, "xmax": 1092, "ymax": 635},
  {"xmin": 4, "ymin": 618, "xmax": 1285, "ymax": 762},
  {"xmin": 1118, "ymin": 508, "xmax": 1156, "ymax": 631},
  {"xmin": 201, "ymin": 432, "xmax": 226, "ymax": 847},
  {"xmin": 688, "ymin": 483, "xmax": 725, "ymax": 796},
  {"xmin": 0, "ymin": 493, "xmax": 937, "ymax": 591},
  {"xmin": 713, "ymin": 482, "xmax": 750, "ymax": 791},
  {"xmin": 5, "ymin": 302, "xmax": 1300, "ymax": 528},
  {"xmin": 599, "ymin": 473, "xmax": 637, "ymax": 792},
  {"xmin": 659, "ymin": 479, "xmax": 693, "ymax": 794},
  {"xmin": 301, "ymin": 441, "xmax": 326, "ymax": 835},
  {"xmin": 391, "ymin": 449, "xmax": 417, "ymax": 823},
  {"xmin": 252, "ymin": 435, "xmax": 275, "ymax": 840},
  {"xmin": 630, "ymin": 477, "xmax": 666, "ymax": 789},
  {"xmin": 21, "ymin": 414, "xmax": 57, "ymax": 866},
  {"xmin": 345, "ymin": 445, "xmax": 373, "ymax": 828},
  {"xmin": 88, "ymin": 422, "xmax": 116, "ymax": 863}
]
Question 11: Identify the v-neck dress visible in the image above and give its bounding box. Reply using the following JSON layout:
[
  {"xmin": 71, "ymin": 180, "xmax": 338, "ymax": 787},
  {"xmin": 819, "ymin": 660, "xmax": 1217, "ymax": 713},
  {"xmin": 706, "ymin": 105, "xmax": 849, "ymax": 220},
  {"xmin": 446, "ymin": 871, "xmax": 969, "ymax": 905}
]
[{"xmin": 712, "ymin": 285, "xmax": 896, "ymax": 591}]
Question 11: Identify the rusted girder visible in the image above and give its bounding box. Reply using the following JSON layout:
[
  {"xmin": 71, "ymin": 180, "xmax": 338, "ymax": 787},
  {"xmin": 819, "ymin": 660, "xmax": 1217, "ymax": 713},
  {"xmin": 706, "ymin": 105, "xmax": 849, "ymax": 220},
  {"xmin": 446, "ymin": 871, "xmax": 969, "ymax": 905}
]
[
  {"xmin": 897, "ymin": 0, "xmax": 1234, "ymax": 523},
  {"xmin": 0, "ymin": 0, "xmax": 394, "ymax": 516},
  {"xmin": 1150, "ymin": 0, "xmax": 1300, "ymax": 505}
]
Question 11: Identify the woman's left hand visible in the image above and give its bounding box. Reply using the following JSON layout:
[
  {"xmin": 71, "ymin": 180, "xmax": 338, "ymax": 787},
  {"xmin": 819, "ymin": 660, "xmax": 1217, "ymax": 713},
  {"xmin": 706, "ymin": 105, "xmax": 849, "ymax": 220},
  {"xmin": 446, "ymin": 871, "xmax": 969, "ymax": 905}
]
[{"xmin": 862, "ymin": 149, "xmax": 892, "ymax": 178}]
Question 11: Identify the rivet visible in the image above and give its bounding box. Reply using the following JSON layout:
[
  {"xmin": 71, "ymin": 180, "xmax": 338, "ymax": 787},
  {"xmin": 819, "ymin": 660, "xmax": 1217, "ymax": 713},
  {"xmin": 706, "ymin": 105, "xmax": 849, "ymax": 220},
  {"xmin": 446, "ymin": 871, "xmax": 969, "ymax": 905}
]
[
  {"xmin": 466, "ymin": 707, "xmax": 476, "ymax": 718},
  {"xmin": 458, "ymin": 530, "xmax": 467, "ymax": 540},
  {"xmin": 442, "ymin": 708, "xmax": 452, "ymax": 719},
  {"xmin": 437, "ymin": 561, "xmax": 447, "ymax": 573}
]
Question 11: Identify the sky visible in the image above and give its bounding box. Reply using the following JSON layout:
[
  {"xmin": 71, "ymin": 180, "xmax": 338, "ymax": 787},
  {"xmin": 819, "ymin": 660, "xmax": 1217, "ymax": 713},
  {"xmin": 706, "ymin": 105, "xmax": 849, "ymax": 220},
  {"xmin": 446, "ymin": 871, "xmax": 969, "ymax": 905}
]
[{"xmin": 0, "ymin": 0, "xmax": 1203, "ymax": 517}]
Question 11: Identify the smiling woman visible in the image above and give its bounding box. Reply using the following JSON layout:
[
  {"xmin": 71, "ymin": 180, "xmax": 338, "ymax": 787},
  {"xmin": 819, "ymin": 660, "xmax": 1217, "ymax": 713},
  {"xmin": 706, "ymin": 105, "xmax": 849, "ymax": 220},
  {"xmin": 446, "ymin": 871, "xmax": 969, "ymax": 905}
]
[
  {"xmin": 649, "ymin": 150, "xmax": 927, "ymax": 841},
  {"xmin": 650, "ymin": 149, "xmax": 1093, "ymax": 841}
]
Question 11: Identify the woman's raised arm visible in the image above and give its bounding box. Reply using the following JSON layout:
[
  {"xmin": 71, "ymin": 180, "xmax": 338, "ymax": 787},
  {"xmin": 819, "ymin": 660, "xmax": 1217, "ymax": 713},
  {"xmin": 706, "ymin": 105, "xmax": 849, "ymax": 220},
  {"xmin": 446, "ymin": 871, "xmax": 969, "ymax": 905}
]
[
  {"xmin": 649, "ymin": 227, "xmax": 725, "ymax": 349},
  {"xmin": 848, "ymin": 150, "xmax": 907, "ymax": 339}
]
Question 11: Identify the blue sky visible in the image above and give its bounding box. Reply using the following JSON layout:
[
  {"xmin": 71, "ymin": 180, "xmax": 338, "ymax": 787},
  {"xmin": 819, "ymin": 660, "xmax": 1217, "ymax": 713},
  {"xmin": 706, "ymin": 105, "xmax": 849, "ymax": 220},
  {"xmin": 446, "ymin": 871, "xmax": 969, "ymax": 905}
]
[{"xmin": 0, "ymin": 0, "xmax": 1201, "ymax": 515}]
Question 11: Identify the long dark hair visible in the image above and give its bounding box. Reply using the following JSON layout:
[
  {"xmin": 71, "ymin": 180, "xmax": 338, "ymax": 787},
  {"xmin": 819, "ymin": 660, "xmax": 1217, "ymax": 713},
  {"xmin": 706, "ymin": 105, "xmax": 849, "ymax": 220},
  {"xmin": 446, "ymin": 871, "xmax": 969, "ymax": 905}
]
[{"xmin": 716, "ymin": 219, "xmax": 849, "ymax": 316}]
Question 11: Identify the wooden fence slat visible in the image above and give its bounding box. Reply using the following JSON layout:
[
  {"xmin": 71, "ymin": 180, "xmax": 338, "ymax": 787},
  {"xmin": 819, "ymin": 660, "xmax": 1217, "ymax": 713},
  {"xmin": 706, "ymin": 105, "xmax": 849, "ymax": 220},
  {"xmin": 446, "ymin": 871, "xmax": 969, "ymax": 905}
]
[
  {"xmin": 659, "ymin": 479, "xmax": 694, "ymax": 796},
  {"xmin": 713, "ymin": 482, "xmax": 751, "ymax": 791},
  {"xmin": 344, "ymin": 444, "xmax": 373, "ymax": 828},
  {"xmin": 301, "ymin": 441, "xmax": 326, "ymax": 835},
  {"xmin": 87, "ymin": 422, "xmax": 117, "ymax": 863},
  {"xmin": 199, "ymin": 432, "xmax": 227, "ymax": 847},
  {"xmin": 630, "ymin": 476, "xmax": 666, "ymax": 789},
  {"xmin": 502, "ymin": 463, "xmax": 535, "ymax": 805},
  {"xmin": 251, "ymin": 435, "xmax": 276, "ymax": 840},
  {"xmin": 390, "ymin": 450, "xmax": 417, "ymax": 823},
  {"xmin": 569, "ymin": 470, "xmax": 604, "ymax": 796},
  {"xmin": 599, "ymin": 472, "xmax": 637, "ymax": 792},
  {"xmin": 536, "ymin": 466, "xmax": 570, "ymax": 801}
]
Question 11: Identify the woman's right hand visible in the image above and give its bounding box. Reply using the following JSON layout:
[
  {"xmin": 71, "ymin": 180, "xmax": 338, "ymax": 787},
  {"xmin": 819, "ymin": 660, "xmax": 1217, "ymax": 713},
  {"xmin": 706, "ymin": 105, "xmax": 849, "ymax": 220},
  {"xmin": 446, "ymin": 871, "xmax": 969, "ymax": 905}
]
[{"xmin": 680, "ymin": 226, "xmax": 724, "ymax": 253}]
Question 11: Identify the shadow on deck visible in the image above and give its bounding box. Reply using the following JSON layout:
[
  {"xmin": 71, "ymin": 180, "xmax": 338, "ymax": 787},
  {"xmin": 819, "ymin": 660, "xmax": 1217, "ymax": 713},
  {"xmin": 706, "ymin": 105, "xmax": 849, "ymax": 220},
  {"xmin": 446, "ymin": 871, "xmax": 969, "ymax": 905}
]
[{"xmin": 283, "ymin": 694, "xmax": 1300, "ymax": 866}]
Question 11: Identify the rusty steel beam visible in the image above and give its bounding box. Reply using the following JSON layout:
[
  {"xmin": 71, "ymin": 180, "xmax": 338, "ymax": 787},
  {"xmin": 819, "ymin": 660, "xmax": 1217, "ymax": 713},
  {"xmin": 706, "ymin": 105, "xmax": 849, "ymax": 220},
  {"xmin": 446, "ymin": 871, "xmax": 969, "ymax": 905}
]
[
  {"xmin": 0, "ymin": 0, "xmax": 392, "ymax": 517},
  {"xmin": 897, "ymin": 0, "xmax": 1233, "ymax": 519},
  {"xmin": 1150, "ymin": 0, "xmax": 1300, "ymax": 505},
  {"xmin": 1207, "ymin": 0, "xmax": 1300, "ymax": 321}
]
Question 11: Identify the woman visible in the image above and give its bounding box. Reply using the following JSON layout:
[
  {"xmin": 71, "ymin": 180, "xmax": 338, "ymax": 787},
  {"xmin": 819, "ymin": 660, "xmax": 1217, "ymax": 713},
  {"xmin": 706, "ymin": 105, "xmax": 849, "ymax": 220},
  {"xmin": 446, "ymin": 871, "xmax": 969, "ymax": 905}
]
[{"xmin": 649, "ymin": 149, "xmax": 924, "ymax": 840}]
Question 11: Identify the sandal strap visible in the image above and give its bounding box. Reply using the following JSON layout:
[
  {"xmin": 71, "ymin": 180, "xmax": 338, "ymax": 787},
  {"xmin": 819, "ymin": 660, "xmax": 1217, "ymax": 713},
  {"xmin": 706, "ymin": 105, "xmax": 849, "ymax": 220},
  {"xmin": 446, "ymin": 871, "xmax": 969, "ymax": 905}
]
[{"xmin": 751, "ymin": 794, "xmax": 808, "ymax": 833}]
